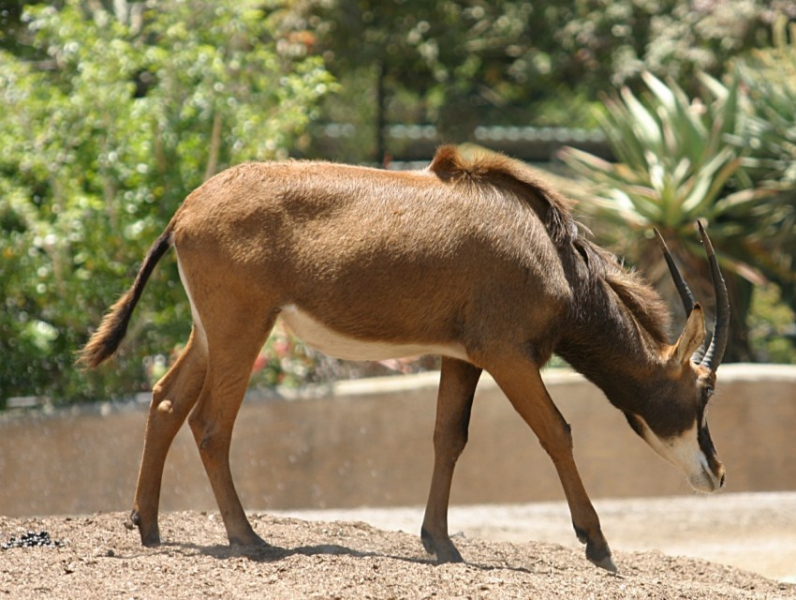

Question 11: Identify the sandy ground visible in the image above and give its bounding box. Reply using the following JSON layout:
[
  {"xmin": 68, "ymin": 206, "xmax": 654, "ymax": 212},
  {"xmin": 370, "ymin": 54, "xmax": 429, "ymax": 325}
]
[
  {"xmin": 277, "ymin": 492, "xmax": 796, "ymax": 583},
  {"xmin": 1, "ymin": 492, "xmax": 794, "ymax": 599}
]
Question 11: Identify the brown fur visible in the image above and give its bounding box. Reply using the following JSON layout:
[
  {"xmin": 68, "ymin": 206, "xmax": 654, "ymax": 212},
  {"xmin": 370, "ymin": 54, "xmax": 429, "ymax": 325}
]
[
  {"xmin": 79, "ymin": 145, "xmax": 725, "ymax": 572},
  {"xmin": 431, "ymin": 146, "xmax": 670, "ymax": 346}
]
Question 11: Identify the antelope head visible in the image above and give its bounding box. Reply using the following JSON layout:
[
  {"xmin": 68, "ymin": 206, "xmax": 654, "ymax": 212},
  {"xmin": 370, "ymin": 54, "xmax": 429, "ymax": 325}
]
[{"xmin": 624, "ymin": 223, "xmax": 729, "ymax": 493}]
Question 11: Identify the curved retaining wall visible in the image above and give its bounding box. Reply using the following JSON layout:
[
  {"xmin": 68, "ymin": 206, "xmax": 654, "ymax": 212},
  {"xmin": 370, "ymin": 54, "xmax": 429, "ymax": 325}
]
[{"xmin": 1, "ymin": 364, "xmax": 794, "ymax": 517}]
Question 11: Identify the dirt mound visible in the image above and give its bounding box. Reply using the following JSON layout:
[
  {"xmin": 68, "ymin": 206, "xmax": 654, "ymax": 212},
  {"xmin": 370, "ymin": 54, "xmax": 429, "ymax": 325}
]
[{"xmin": 1, "ymin": 511, "xmax": 793, "ymax": 599}]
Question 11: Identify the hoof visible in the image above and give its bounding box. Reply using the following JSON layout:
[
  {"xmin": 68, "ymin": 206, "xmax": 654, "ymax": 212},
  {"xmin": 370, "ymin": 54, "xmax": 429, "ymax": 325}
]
[
  {"xmin": 421, "ymin": 528, "xmax": 435, "ymax": 555},
  {"xmin": 574, "ymin": 524, "xmax": 616, "ymax": 573},
  {"xmin": 141, "ymin": 533, "xmax": 162, "ymax": 548},
  {"xmin": 589, "ymin": 552, "xmax": 618, "ymax": 573},
  {"xmin": 420, "ymin": 528, "xmax": 463, "ymax": 563},
  {"xmin": 586, "ymin": 541, "xmax": 617, "ymax": 573},
  {"xmin": 229, "ymin": 531, "xmax": 268, "ymax": 548},
  {"xmin": 127, "ymin": 510, "xmax": 160, "ymax": 546},
  {"xmin": 435, "ymin": 544, "xmax": 464, "ymax": 564}
]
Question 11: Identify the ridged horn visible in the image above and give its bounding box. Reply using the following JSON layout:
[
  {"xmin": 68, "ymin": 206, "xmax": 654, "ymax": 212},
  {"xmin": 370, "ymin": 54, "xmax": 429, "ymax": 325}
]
[
  {"xmin": 697, "ymin": 221, "xmax": 730, "ymax": 372},
  {"xmin": 654, "ymin": 228, "xmax": 696, "ymax": 316}
]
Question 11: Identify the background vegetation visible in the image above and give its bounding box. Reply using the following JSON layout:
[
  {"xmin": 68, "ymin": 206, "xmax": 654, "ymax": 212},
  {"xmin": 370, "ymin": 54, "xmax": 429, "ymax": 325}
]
[
  {"xmin": 0, "ymin": 0, "xmax": 794, "ymax": 406},
  {"xmin": 0, "ymin": 0, "xmax": 333, "ymax": 403}
]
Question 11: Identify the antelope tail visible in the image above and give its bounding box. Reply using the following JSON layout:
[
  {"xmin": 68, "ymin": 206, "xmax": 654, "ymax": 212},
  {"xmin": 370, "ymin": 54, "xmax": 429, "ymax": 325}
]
[{"xmin": 78, "ymin": 225, "xmax": 174, "ymax": 369}]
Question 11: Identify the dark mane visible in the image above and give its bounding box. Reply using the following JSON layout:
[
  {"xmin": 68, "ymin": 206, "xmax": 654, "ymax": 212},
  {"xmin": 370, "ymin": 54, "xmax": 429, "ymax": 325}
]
[
  {"xmin": 428, "ymin": 145, "xmax": 671, "ymax": 345},
  {"xmin": 579, "ymin": 239, "xmax": 672, "ymax": 344},
  {"xmin": 429, "ymin": 145, "xmax": 576, "ymax": 246}
]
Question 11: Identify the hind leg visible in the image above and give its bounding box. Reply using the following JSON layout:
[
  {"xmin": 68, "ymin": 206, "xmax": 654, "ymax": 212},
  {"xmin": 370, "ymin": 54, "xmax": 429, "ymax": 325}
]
[
  {"xmin": 131, "ymin": 329, "xmax": 208, "ymax": 545},
  {"xmin": 187, "ymin": 312, "xmax": 276, "ymax": 547}
]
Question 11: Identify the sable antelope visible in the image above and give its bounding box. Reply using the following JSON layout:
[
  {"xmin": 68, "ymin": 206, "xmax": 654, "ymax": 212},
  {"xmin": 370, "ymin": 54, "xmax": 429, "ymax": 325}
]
[{"xmin": 79, "ymin": 146, "xmax": 729, "ymax": 572}]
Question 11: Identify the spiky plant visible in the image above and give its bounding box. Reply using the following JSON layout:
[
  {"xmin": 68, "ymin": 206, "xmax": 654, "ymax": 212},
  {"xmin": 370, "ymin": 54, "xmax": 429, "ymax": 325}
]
[
  {"xmin": 559, "ymin": 72, "xmax": 779, "ymax": 361},
  {"xmin": 733, "ymin": 16, "xmax": 796, "ymax": 313}
]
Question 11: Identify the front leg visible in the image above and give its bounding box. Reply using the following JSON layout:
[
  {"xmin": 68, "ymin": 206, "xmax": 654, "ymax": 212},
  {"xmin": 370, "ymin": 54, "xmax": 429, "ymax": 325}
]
[
  {"xmin": 421, "ymin": 357, "xmax": 481, "ymax": 563},
  {"xmin": 421, "ymin": 357, "xmax": 482, "ymax": 562},
  {"xmin": 487, "ymin": 353, "xmax": 617, "ymax": 572}
]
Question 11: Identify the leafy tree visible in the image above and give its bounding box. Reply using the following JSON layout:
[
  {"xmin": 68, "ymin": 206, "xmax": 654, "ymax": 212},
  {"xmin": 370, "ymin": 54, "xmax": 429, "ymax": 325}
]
[
  {"xmin": 0, "ymin": 0, "xmax": 333, "ymax": 405},
  {"xmin": 732, "ymin": 16, "xmax": 796, "ymax": 312},
  {"xmin": 301, "ymin": 0, "xmax": 789, "ymax": 163},
  {"xmin": 556, "ymin": 0, "xmax": 795, "ymax": 88},
  {"xmin": 306, "ymin": 0, "xmax": 604, "ymax": 162}
]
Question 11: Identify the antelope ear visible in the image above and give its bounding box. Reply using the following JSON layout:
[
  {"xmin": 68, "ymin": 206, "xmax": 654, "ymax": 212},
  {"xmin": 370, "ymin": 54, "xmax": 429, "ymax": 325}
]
[{"xmin": 671, "ymin": 304, "xmax": 706, "ymax": 366}]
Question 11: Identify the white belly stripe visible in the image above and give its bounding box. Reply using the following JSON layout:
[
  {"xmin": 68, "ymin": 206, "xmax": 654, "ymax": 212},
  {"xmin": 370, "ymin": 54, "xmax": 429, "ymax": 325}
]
[
  {"xmin": 175, "ymin": 246, "xmax": 207, "ymax": 352},
  {"xmin": 279, "ymin": 304, "xmax": 468, "ymax": 362}
]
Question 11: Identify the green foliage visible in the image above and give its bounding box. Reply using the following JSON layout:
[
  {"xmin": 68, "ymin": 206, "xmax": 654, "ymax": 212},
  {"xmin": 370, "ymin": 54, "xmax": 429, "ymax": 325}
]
[
  {"xmin": 0, "ymin": 0, "xmax": 333, "ymax": 404},
  {"xmin": 3, "ymin": 1, "xmax": 795, "ymax": 405},
  {"xmin": 560, "ymin": 72, "xmax": 772, "ymax": 259},
  {"xmin": 299, "ymin": 0, "xmax": 788, "ymax": 162},
  {"xmin": 735, "ymin": 17, "xmax": 796, "ymax": 185},
  {"xmin": 748, "ymin": 283, "xmax": 796, "ymax": 364},
  {"xmin": 559, "ymin": 72, "xmax": 792, "ymax": 360},
  {"xmin": 731, "ymin": 17, "xmax": 796, "ymax": 309},
  {"xmin": 558, "ymin": 0, "xmax": 791, "ymax": 87}
]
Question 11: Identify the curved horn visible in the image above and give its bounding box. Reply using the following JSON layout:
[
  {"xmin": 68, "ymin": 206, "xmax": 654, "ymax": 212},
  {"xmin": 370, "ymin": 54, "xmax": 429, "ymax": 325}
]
[
  {"xmin": 697, "ymin": 221, "xmax": 730, "ymax": 372},
  {"xmin": 654, "ymin": 228, "xmax": 696, "ymax": 316}
]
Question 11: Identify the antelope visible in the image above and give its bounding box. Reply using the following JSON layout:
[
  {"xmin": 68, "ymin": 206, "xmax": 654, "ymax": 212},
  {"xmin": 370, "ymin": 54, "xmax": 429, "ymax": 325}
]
[{"xmin": 79, "ymin": 146, "xmax": 729, "ymax": 572}]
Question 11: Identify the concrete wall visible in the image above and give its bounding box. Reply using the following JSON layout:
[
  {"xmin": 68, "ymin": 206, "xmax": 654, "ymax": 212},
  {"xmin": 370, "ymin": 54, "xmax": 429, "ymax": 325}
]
[{"xmin": 1, "ymin": 364, "xmax": 794, "ymax": 518}]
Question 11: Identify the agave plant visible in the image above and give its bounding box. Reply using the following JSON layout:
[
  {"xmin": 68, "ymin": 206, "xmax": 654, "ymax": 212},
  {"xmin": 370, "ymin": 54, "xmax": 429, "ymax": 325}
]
[
  {"xmin": 732, "ymin": 16, "xmax": 796, "ymax": 313},
  {"xmin": 735, "ymin": 18, "xmax": 796, "ymax": 185},
  {"xmin": 559, "ymin": 71, "xmax": 779, "ymax": 361}
]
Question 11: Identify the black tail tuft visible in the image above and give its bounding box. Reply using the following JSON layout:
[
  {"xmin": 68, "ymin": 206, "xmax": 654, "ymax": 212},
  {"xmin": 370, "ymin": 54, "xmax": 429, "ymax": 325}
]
[{"xmin": 77, "ymin": 227, "xmax": 173, "ymax": 369}]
